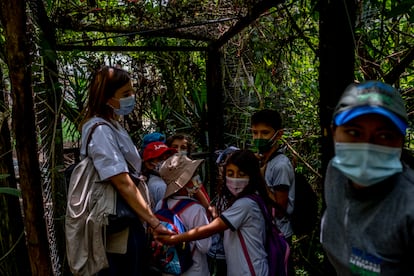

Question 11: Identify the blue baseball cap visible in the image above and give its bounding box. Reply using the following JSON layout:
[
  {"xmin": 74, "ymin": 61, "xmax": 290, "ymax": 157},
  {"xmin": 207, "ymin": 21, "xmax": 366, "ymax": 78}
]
[
  {"xmin": 333, "ymin": 81, "xmax": 408, "ymax": 135},
  {"xmin": 141, "ymin": 132, "xmax": 166, "ymax": 150}
]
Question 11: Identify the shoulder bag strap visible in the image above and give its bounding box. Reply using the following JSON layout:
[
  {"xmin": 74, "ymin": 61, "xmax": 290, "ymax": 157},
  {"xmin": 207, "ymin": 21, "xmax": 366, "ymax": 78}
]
[
  {"xmin": 86, "ymin": 120, "xmax": 137, "ymax": 174},
  {"xmin": 85, "ymin": 121, "xmax": 111, "ymax": 156},
  {"xmin": 237, "ymin": 229, "xmax": 256, "ymax": 276}
]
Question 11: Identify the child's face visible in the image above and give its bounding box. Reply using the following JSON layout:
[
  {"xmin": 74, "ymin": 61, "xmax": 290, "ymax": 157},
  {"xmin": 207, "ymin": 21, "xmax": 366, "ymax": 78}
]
[
  {"xmin": 144, "ymin": 154, "xmax": 168, "ymax": 171},
  {"xmin": 170, "ymin": 138, "xmax": 188, "ymax": 154},
  {"xmin": 251, "ymin": 123, "xmax": 277, "ymax": 140},
  {"xmin": 185, "ymin": 176, "xmax": 202, "ymax": 197},
  {"xmin": 225, "ymin": 163, "xmax": 250, "ymax": 197},
  {"xmin": 225, "ymin": 163, "xmax": 249, "ymax": 179}
]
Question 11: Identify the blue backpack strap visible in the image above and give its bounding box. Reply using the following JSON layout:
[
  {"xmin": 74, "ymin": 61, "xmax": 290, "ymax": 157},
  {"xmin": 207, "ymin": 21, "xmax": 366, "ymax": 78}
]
[
  {"xmin": 171, "ymin": 199, "xmax": 197, "ymax": 215},
  {"xmin": 161, "ymin": 198, "xmax": 169, "ymax": 209}
]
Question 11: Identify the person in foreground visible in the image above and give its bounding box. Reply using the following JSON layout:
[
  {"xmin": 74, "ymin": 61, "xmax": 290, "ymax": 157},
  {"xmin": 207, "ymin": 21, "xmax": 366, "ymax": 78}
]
[
  {"xmin": 156, "ymin": 149, "xmax": 276, "ymax": 275},
  {"xmin": 320, "ymin": 80, "xmax": 414, "ymax": 275},
  {"xmin": 79, "ymin": 66, "xmax": 172, "ymax": 275}
]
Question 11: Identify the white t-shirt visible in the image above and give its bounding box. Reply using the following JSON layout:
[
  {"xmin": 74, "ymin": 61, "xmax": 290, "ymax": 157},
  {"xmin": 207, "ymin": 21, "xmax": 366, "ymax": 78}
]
[
  {"xmin": 155, "ymin": 196, "xmax": 211, "ymax": 276},
  {"xmin": 221, "ymin": 196, "xmax": 268, "ymax": 276}
]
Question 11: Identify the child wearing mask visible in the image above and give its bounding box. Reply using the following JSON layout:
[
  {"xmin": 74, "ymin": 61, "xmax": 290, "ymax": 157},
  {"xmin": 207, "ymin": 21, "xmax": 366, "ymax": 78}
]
[
  {"xmin": 156, "ymin": 150, "xmax": 277, "ymax": 275},
  {"xmin": 140, "ymin": 132, "xmax": 166, "ymax": 156},
  {"xmin": 166, "ymin": 133, "xmax": 212, "ymax": 216},
  {"xmin": 142, "ymin": 141, "xmax": 176, "ymax": 210},
  {"xmin": 166, "ymin": 133, "xmax": 192, "ymax": 156},
  {"xmin": 251, "ymin": 109, "xmax": 295, "ymax": 241},
  {"xmin": 156, "ymin": 154, "xmax": 212, "ymax": 276}
]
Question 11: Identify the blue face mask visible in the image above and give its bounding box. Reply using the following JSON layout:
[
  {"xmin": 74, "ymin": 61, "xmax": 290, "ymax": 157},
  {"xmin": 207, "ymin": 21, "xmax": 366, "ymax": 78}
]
[
  {"xmin": 113, "ymin": 95, "xmax": 135, "ymax": 116},
  {"xmin": 332, "ymin": 142, "xmax": 403, "ymax": 187}
]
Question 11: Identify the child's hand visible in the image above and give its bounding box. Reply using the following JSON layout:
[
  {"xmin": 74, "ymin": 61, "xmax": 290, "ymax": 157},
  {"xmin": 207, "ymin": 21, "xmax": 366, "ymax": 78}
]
[
  {"xmin": 208, "ymin": 205, "xmax": 218, "ymax": 219},
  {"xmin": 155, "ymin": 234, "xmax": 179, "ymax": 245}
]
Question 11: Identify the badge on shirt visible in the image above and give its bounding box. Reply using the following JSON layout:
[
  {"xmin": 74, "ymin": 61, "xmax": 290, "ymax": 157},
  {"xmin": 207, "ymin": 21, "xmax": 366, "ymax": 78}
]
[{"xmin": 349, "ymin": 247, "xmax": 381, "ymax": 275}]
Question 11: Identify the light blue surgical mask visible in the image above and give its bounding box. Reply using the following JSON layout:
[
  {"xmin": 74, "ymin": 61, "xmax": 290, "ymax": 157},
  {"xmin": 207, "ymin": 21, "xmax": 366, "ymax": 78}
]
[
  {"xmin": 332, "ymin": 142, "xmax": 403, "ymax": 187},
  {"xmin": 113, "ymin": 95, "xmax": 135, "ymax": 115}
]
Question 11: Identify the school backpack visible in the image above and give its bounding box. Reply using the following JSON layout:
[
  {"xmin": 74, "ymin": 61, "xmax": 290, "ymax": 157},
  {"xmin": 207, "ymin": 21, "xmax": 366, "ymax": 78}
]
[
  {"xmin": 290, "ymin": 171, "xmax": 318, "ymax": 236},
  {"xmin": 150, "ymin": 199, "xmax": 196, "ymax": 275},
  {"xmin": 239, "ymin": 194, "xmax": 290, "ymax": 276},
  {"xmin": 265, "ymin": 151, "xmax": 319, "ymax": 237}
]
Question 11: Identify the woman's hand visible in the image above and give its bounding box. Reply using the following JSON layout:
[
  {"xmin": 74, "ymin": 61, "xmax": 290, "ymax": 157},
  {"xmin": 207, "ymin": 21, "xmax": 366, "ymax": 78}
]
[{"xmin": 151, "ymin": 222, "xmax": 174, "ymax": 236}]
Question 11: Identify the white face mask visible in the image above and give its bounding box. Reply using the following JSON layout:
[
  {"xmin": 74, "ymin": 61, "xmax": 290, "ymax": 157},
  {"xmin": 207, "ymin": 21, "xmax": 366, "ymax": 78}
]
[
  {"xmin": 332, "ymin": 142, "xmax": 403, "ymax": 186},
  {"xmin": 225, "ymin": 176, "xmax": 249, "ymax": 196},
  {"xmin": 153, "ymin": 161, "xmax": 164, "ymax": 173},
  {"xmin": 186, "ymin": 176, "xmax": 201, "ymax": 197}
]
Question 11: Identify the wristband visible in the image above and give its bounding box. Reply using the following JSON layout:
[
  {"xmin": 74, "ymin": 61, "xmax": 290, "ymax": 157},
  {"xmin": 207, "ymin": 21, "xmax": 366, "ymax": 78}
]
[{"xmin": 150, "ymin": 221, "xmax": 161, "ymax": 230}]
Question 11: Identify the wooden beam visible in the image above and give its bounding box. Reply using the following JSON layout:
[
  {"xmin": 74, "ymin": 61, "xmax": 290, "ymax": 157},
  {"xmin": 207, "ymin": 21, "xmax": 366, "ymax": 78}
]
[
  {"xmin": 56, "ymin": 45, "xmax": 207, "ymax": 52},
  {"xmin": 210, "ymin": 0, "xmax": 283, "ymax": 50}
]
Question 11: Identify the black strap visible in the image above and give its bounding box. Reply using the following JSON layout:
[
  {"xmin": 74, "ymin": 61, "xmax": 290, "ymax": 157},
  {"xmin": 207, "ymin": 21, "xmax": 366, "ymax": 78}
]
[{"xmin": 266, "ymin": 148, "xmax": 283, "ymax": 164}]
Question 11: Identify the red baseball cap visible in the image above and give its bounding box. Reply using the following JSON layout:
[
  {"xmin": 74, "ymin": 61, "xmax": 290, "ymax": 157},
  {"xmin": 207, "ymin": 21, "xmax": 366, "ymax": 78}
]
[{"xmin": 143, "ymin": 141, "xmax": 176, "ymax": 161}]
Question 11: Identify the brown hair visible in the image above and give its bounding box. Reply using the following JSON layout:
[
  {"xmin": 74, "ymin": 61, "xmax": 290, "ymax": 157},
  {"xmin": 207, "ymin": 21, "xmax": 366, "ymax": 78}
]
[{"xmin": 80, "ymin": 66, "xmax": 131, "ymax": 127}]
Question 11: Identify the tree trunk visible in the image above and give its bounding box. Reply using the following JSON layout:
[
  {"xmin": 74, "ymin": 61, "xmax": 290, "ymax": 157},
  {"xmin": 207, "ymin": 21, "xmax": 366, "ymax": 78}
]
[
  {"xmin": 318, "ymin": 0, "xmax": 356, "ymax": 274},
  {"xmin": 318, "ymin": 0, "xmax": 356, "ymax": 181},
  {"xmin": 0, "ymin": 1, "xmax": 53, "ymax": 274},
  {"xmin": 206, "ymin": 48, "xmax": 225, "ymax": 196},
  {"xmin": 0, "ymin": 61, "xmax": 31, "ymax": 276}
]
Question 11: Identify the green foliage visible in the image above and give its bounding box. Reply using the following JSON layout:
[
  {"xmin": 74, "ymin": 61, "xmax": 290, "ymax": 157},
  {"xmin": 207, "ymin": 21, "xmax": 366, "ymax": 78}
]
[
  {"xmin": 2, "ymin": 0, "xmax": 414, "ymax": 275},
  {"xmin": 0, "ymin": 187, "xmax": 21, "ymax": 198}
]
